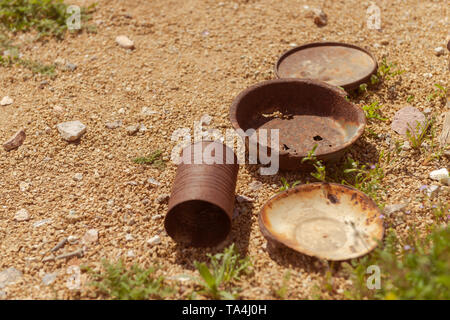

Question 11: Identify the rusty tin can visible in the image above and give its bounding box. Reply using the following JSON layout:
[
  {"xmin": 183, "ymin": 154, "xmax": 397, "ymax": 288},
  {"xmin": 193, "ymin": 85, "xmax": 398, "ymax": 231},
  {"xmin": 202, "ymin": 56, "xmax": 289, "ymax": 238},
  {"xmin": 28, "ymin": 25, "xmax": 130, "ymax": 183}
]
[{"xmin": 165, "ymin": 141, "xmax": 239, "ymax": 247}]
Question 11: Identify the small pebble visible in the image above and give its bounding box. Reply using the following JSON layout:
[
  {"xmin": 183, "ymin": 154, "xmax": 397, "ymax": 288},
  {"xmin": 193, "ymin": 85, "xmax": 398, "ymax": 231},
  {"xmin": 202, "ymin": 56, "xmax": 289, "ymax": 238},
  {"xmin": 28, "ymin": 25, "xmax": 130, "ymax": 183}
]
[
  {"xmin": 41, "ymin": 273, "xmax": 57, "ymax": 285},
  {"xmin": 105, "ymin": 120, "xmax": 122, "ymax": 129},
  {"xmin": 147, "ymin": 235, "xmax": 161, "ymax": 245},
  {"xmin": 126, "ymin": 125, "xmax": 139, "ymax": 136},
  {"xmin": 14, "ymin": 209, "xmax": 30, "ymax": 221},
  {"xmin": 56, "ymin": 121, "xmax": 86, "ymax": 142},
  {"xmin": 82, "ymin": 229, "xmax": 99, "ymax": 244},
  {"xmin": 73, "ymin": 173, "xmax": 83, "ymax": 181},
  {"xmin": 3, "ymin": 129, "xmax": 26, "ymax": 151},
  {"xmin": 156, "ymin": 194, "xmax": 170, "ymax": 204},
  {"xmin": 434, "ymin": 46, "xmax": 445, "ymax": 56},
  {"xmin": 0, "ymin": 267, "xmax": 22, "ymax": 289},
  {"xmin": 115, "ymin": 35, "xmax": 135, "ymax": 49},
  {"xmin": 0, "ymin": 96, "xmax": 13, "ymax": 106}
]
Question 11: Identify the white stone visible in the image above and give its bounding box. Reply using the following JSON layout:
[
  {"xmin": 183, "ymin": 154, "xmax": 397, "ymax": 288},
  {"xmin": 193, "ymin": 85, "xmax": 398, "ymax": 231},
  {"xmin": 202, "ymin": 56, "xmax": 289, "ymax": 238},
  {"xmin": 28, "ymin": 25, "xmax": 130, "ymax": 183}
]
[
  {"xmin": 127, "ymin": 250, "xmax": 135, "ymax": 258},
  {"xmin": 141, "ymin": 107, "xmax": 158, "ymax": 116},
  {"xmin": 236, "ymin": 194, "xmax": 254, "ymax": 203},
  {"xmin": 426, "ymin": 185, "xmax": 440, "ymax": 198},
  {"xmin": 33, "ymin": 218, "xmax": 52, "ymax": 228},
  {"xmin": 67, "ymin": 235, "xmax": 78, "ymax": 244},
  {"xmin": 56, "ymin": 121, "xmax": 86, "ymax": 142},
  {"xmin": 125, "ymin": 234, "xmax": 134, "ymax": 241},
  {"xmin": 0, "ymin": 96, "xmax": 13, "ymax": 106},
  {"xmin": 429, "ymin": 168, "xmax": 449, "ymax": 182},
  {"xmin": 115, "ymin": 35, "xmax": 135, "ymax": 49},
  {"xmin": 383, "ymin": 203, "xmax": 407, "ymax": 215},
  {"xmin": 82, "ymin": 229, "xmax": 98, "ymax": 244},
  {"xmin": 73, "ymin": 173, "xmax": 83, "ymax": 181},
  {"xmin": 434, "ymin": 46, "xmax": 445, "ymax": 56},
  {"xmin": 14, "ymin": 209, "xmax": 30, "ymax": 221},
  {"xmin": 42, "ymin": 273, "xmax": 57, "ymax": 285},
  {"xmin": 147, "ymin": 178, "xmax": 161, "ymax": 186},
  {"xmin": 147, "ymin": 235, "xmax": 161, "ymax": 245},
  {"xmin": 0, "ymin": 267, "xmax": 22, "ymax": 289},
  {"xmin": 19, "ymin": 182, "xmax": 30, "ymax": 192}
]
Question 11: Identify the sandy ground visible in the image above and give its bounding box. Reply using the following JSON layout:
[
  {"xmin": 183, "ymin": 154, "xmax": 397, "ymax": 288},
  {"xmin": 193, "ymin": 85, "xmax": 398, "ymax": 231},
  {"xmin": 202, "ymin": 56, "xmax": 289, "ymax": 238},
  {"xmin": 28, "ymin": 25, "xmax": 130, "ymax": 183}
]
[{"xmin": 0, "ymin": 0, "xmax": 449, "ymax": 299}]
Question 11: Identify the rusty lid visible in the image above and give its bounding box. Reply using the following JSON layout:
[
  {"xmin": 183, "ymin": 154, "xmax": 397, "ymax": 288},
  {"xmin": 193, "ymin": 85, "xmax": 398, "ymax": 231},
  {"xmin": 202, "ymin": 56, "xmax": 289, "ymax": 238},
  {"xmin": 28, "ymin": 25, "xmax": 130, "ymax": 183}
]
[
  {"xmin": 275, "ymin": 42, "xmax": 378, "ymax": 90},
  {"xmin": 259, "ymin": 183, "xmax": 384, "ymax": 260}
]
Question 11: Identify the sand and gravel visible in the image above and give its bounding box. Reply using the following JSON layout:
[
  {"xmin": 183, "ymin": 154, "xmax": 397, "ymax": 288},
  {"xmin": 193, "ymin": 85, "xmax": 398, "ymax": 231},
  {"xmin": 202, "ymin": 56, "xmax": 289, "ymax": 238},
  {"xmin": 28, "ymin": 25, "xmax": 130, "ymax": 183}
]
[{"xmin": 0, "ymin": 0, "xmax": 449, "ymax": 299}]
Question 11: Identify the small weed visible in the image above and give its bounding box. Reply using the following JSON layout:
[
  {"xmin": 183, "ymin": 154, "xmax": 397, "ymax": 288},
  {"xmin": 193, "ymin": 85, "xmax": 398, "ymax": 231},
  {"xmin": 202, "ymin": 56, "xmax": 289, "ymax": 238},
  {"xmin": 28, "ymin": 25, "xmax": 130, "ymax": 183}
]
[
  {"xmin": 279, "ymin": 177, "xmax": 300, "ymax": 192},
  {"xmin": 0, "ymin": 0, "xmax": 96, "ymax": 39},
  {"xmin": 405, "ymin": 119, "xmax": 432, "ymax": 149},
  {"xmin": 427, "ymin": 84, "xmax": 447, "ymax": 102},
  {"xmin": 341, "ymin": 153, "xmax": 385, "ymax": 203},
  {"xmin": 432, "ymin": 202, "xmax": 449, "ymax": 223},
  {"xmin": 406, "ymin": 95, "xmax": 414, "ymax": 103},
  {"xmin": 133, "ymin": 150, "xmax": 166, "ymax": 170},
  {"xmin": 377, "ymin": 57, "xmax": 405, "ymax": 80},
  {"xmin": 301, "ymin": 144, "xmax": 326, "ymax": 181},
  {"xmin": 82, "ymin": 259, "xmax": 173, "ymax": 300},
  {"xmin": 344, "ymin": 226, "xmax": 450, "ymax": 300},
  {"xmin": 273, "ymin": 271, "xmax": 291, "ymax": 299},
  {"xmin": 194, "ymin": 244, "xmax": 252, "ymax": 300},
  {"xmin": 362, "ymin": 101, "xmax": 387, "ymax": 121}
]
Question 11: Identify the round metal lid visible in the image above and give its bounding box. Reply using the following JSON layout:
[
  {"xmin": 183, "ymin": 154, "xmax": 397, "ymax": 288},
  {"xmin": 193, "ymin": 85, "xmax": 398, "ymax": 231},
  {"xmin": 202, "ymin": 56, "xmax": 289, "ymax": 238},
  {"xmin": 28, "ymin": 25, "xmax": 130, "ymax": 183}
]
[{"xmin": 275, "ymin": 42, "xmax": 378, "ymax": 90}]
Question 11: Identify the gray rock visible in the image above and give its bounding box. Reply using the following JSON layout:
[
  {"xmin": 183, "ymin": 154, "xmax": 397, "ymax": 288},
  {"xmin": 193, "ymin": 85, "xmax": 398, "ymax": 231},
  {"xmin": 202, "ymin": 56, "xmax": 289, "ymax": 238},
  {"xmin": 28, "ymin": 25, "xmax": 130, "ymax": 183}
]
[
  {"xmin": 65, "ymin": 63, "xmax": 77, "ymax": 71},
  {"xmin": 426, "ymin": 185, "xmax": 440, "ymax": 198},
  {"xmin": 126, "ymin": 125, "xmax": 139, "ymax": 136},
  {"xmin": 33, "ymin": 218, "xmax": 52, "ymax": 228},
  {"xmin": 391, "ymin": 107, "xmax": 426, "ymax": 136},
  {"xmin": 105, "ymin": 120, "xmax": 122, "ymax": 129},
  {"xmin": 249, "ymin": 181, "xmax": 263, "ymax": 191},
  {"xmin": 156, "ymin": 194, "xmax": 170, "ymax": 204},
  {"xmin": 383, "ymin": 203, "xmax": 407, "ymax": 216},
  {"xmin": 42, "ymin": 273, "xmax": 57, "ymax": 285},
  {"xmin": 57, "ymin": 121, "xmax": 86, "ymax": 142},
  {"xmin": 3, "ymin": 129, "xmax": 26, "ymax": 151},
  {"xmin": 0, "ymin": 267, "xmax": 22, "ymax": 289},
  {"xmin": 82, "ymin": 229, "xmax": 98, "ymax": 244},
  {"xmin": 147, "ymin": 178, "xmax": 161, "ymax": 186}
]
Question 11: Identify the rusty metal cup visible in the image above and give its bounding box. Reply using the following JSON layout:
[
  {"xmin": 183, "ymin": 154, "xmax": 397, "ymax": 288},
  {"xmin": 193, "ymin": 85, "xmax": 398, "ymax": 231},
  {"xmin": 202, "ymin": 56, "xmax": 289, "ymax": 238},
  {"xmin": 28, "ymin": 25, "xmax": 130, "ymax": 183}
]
[{"xmin": 165, "ymin": 141, "xmax": 239, "ymax": 247}]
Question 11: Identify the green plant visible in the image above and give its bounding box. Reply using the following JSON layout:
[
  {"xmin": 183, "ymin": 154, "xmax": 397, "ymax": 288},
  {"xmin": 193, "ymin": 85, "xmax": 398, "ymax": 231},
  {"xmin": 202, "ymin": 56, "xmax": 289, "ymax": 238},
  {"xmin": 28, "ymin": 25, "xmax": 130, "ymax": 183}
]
[
  {"xmin": 279, "ymin": 177, "xmax": 300, "ymax": 192},
  {"xmin": 133, "ymin": 150, "xmax": 166, "ymax": 170},
  {"xmin": 432, "ymin": 202, "xmax": 449, "ymax": 223},
  {"xmin": 301, "ymin": 144, "xmax": 326, "ymax": 181},
  {"xmin": 341, "ymin": 153, "xmax": 385, "ymax": 203},
  {"xmin": 377, "ymin": 57, "xmax": 405, "ymax": 80},
  {"xmin": 83, "ymin": 259, "xmax": 173, "ymax": 300},
  {"xmin": 273, "ymin": 271, "xmax": 291, "ymax": 299},
  {"xmin": 344, "ymin": 226, "xmax": 450, "ymax": 300},
  {"xmin": 193, "ymin": 244, "xmax": 252, "ymax": 300},
  {"xmin": 0, "ymin": 0, "xmax": 96, "ymax": 39},
  {"xmin": 362, "ymin": 101, "xmax": 387, "ymax": 121},
  {"xmin": 427, "ymin": 84, "xmax": 447, "ymax": 101},
  {"xmin": 406, "ymin": 95, "xmax": 414, "ymax": 103},
  {"xmin": 405, "ymin": 119, "xmax": 432, "ymax": 149}
]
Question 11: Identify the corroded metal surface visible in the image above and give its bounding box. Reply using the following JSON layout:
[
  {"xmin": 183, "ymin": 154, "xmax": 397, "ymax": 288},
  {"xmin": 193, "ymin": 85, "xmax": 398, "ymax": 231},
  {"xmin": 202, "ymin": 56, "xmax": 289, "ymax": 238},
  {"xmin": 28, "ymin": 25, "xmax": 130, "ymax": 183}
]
[
  {"xmin": 229, "ymin": 78, "xmax": 366, "ymax": 170},
  {"xmin": 259, "ymin": 183, "xmax": 384, "ymax": 261},
  {"xmin": 275, "ymin": 42, "xmax": 378, "ymax": 90},
  {"xmin": 165, "ymin": 141, "xmax": 239, "ymax": 247}
]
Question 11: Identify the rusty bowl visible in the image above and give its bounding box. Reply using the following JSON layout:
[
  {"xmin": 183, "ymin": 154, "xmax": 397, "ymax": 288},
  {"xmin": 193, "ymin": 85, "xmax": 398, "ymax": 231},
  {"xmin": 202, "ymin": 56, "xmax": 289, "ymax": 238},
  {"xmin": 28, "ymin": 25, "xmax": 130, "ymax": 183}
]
[
  {"xmin": 275, "ymin": 42, "xmax": 378, "ymax": 91},
  {"xmin": 259, "ymin": 183, "xmax": 384, "ymax": 261},
  {"xmin": 229, "ymin": 78, "xmax": 366, "ymax": 170},
  {"xmin": 165, "ymin": 141, "xmax": 239, "ymax": 247}
]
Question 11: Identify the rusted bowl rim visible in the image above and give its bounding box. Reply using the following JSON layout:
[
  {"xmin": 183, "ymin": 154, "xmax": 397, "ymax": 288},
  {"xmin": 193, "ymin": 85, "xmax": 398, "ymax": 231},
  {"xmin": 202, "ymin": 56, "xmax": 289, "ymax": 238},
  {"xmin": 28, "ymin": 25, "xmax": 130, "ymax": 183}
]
[
  {"xmin": 274, "ymin": 42, "xmax": 379, "ymax": 91},
  {"xmin": 229, "ymin": 78, "xmax": 366, "ymax": 159},
  {"xmin": 258, "ymin": 182, "xmax": 384, "ymax": 261}
]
